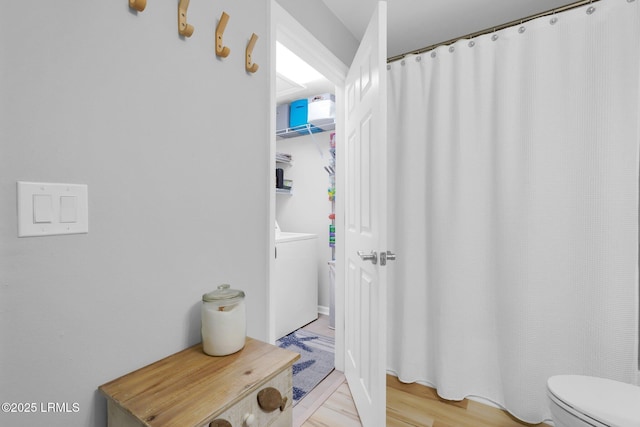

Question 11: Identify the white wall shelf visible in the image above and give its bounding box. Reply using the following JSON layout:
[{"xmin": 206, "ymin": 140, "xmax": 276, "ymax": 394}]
[{"xmin": 276, "ymin": 121, "xmax": 335, "ymax": 140}]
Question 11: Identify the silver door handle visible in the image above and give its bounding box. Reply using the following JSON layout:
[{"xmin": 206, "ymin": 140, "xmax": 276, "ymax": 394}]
[
  {"xmin": 357, "ymin": 250, "xmax": 378, "ymax": 265},
  {"xmin": 380, "ymin": 250, "xmax": 396, "ymax": 266}
]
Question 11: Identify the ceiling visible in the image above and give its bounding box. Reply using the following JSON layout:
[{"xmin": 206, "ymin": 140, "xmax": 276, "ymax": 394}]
[
  {"xmin": 276, "ymin": 74, "xmax": 335, "ymax": 105},
  {"xmin": 321, "ymin": 0, "xmax": 579, "ymax": 59}
]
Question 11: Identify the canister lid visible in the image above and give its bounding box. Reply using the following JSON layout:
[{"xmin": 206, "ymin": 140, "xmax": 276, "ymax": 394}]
[{"xmin": 202, "ymin": 284, "xmax": 245, "ymax": 304}]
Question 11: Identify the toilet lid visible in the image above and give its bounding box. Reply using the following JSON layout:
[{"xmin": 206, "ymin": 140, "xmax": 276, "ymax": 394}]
[{"xmin": 547, "ymin": 375, "xmax": 640, "ymax": 427}]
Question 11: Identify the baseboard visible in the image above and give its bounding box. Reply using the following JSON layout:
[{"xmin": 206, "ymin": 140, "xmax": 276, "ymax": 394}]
[{"xmin": 317, "ymin": 305, "xmax": 329, "ymax": 316}]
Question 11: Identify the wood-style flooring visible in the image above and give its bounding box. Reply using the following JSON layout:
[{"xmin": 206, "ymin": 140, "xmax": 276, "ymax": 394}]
[
  {"xmin": 386, "ymin": 376, "xmax": 551, "ymax": 427},
  {"xmin": 295, "ymin": 315, "xmax": 551, "ymax": 427}
]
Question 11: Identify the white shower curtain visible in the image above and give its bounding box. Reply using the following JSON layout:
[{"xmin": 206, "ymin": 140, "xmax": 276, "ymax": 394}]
[{"xmin": 387, "ymin": 0, "xmax": 640, "ymax": 423}]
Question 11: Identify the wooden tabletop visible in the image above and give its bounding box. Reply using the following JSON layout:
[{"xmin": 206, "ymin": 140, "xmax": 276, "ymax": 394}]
[{"xmin": 99, "ymin": 338, "xmax": 300, "ymax": 427}]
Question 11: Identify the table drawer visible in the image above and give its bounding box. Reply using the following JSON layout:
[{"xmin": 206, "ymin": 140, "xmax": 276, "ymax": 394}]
[{"xmin": 204, "ymin": 367, "xmax": 293, "ymax": 427}]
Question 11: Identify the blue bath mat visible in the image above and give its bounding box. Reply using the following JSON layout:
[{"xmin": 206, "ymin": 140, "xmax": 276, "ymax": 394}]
[{"xmin": 276, "ymin": 329, "xmax": 335, "ymax": 405}]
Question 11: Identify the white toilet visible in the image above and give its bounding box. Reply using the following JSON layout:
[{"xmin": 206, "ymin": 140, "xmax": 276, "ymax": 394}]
[{"xmin": 547, "ymin": 375, "xmax": 640, "ymax": 427}]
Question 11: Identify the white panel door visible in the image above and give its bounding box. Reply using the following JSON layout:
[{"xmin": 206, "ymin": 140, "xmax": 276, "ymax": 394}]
[{"xmin": 343, "ymin": 2, "xmax": 387, "ymax": 426}]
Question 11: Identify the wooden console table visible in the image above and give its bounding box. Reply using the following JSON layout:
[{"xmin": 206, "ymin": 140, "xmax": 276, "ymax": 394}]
[{"xmin": 99, "ymin": 338, "xmax": 300, "ymax": 427}]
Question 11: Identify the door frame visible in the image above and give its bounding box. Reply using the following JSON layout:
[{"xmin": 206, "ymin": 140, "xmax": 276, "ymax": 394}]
[{"xmin": 269, "ymin": 2, "xmax": 348, "ymax": 371}]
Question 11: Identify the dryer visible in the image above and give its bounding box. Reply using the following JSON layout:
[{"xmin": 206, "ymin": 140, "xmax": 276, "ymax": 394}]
[{"xmin": 274, "ymin": 231, "xmax": 318, "ymax": 339}]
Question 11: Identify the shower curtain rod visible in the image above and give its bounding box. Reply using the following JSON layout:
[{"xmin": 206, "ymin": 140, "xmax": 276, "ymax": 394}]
[{"xmin": 387, "ymin": 0, "xmax": 601, "ymax": 63}]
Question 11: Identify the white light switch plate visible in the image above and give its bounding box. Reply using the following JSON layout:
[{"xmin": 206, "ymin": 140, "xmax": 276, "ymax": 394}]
[{"xmin": 17, "ymin": 181, "xmax": 88, "ymax": 237}]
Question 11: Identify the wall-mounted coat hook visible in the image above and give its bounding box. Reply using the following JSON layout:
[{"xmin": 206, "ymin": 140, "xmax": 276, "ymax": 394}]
[
  {"xmin": 215, "ymin": 12, "xmax": 231, "ymax": 58},
  {"xmin": 178, "ymin": 0, "xmax": 194, "ymax": 37},
  {"xmin": 129, "ymin": 0, "xmax": 146, "ymax": 12},
  {"xmin": 245, "ymin": 33, "xmax": 259, "ymax": 73}
]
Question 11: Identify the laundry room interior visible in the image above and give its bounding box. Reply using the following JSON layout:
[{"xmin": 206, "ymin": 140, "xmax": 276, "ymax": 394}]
[{"xmin": 273, "ymin": 39, "xmax": 337, "ymax": 336}]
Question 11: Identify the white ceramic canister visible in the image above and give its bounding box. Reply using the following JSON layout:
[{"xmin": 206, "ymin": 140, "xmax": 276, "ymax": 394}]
[{"xmin": 201, "ymin": 284, "xmax": 246, "ymax": 356}]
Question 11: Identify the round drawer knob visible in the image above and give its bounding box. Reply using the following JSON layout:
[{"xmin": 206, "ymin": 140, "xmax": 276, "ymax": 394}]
[
  {"xmin": 243, "ymin": 413, "xmax": 256, "ymax": 426},
  {"xmin": 257, "ymin": 386, "xmax": 285, "ymax": 412},
  {"xmin": 209, "ymin": 419, "xmax": 232, "ymax": 427}
]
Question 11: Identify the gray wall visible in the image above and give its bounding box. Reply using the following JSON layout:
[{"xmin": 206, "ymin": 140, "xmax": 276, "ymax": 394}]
[
  {"xmin": 276, "ymin": 0, "xmax": 358, "ymax": 66},
  {"xmin": 0, "ymin": 1, "xmax": 271, "ymax": 426}
]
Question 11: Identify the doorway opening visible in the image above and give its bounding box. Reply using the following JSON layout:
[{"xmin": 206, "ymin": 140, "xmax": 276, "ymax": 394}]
[
  {"xmin": 268, "ymin": 0, "xmax": 347, "ymax": 347},
  {"xmin": 274, "ymin": 39, "xmax": 336, "ymax": 341},
  {"xmin": 269, "ymin": 0, "xmax": 349, "ymax": 419}
]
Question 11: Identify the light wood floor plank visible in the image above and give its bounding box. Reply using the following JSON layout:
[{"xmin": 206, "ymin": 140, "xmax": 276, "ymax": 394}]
[
  {"xmin": 301, "ymin": 314, "xmax": 335, "ymax": 338},
  {"xmin": 386, "ymin": 416, "xmax": 424, "ymax": 427},
  {"xmin": 294, "ymin": 370, "xmax": 345, "ymax": 427},
  {"xmin": 302, "ymin": 383, "xmax": 361, "ymax": 427},
  {"xmin": 389, "ymin": 385, "xmax": 484, "ymax": 427},
  {"xmin": 387, "ymin": 375, "xmax": 469, "ymax": 409},
  {"xmin": 387, "ymin": 377, "xmax": 550, "ymax": 427}
]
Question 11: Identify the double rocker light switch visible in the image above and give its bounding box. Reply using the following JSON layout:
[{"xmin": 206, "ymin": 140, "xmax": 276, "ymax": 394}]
[{"xmin": 17, "ymin": 181, "xmax": 88, "ymax": 237}]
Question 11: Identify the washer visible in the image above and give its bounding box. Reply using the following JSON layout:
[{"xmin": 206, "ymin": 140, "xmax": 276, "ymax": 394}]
[{"xmin": 274, "ymin": 231, "xmax": 318, "ymax": 339}]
